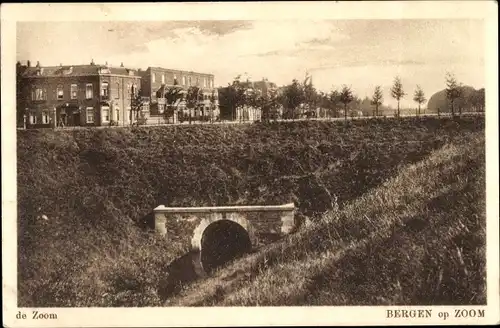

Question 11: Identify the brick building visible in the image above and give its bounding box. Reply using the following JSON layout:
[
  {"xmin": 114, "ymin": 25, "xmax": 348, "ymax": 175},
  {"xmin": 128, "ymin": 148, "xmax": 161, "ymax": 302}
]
[
  {"xmin": 16, "ymin": 60, "xmax": 145, "ymax": 128},
  {"xmin": 138, "ymin": 67, "xmax": 219, "ymax": 122}
]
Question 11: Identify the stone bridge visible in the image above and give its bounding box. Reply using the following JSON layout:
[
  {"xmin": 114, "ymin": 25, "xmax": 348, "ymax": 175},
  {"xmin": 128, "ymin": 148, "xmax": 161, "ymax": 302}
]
[{"xmin": 154, "ymin": 203, "xmax": 296, "ymax": 275}]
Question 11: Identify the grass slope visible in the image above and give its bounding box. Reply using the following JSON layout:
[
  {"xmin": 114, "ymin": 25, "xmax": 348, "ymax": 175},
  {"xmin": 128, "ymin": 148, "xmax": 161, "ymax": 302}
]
[
  {"xmin": 17, "ymin": 117, "xmax": 485, "ymax": 306},
  {"xmin": 166, "ymin": 131, "xmax": 485, "ymax": 306}
]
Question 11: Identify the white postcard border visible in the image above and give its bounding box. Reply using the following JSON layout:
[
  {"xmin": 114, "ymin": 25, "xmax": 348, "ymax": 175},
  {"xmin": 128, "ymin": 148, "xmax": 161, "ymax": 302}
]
[{"xmin": 2, "ymin": 2, "xmax": 499, "ymax": 327}]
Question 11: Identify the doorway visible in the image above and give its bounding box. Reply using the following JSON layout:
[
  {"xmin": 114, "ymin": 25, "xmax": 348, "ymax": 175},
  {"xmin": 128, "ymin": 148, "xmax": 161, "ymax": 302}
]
[{"xmin": 73, "ymin": 112, "xmax": 80, "ymax": 126}]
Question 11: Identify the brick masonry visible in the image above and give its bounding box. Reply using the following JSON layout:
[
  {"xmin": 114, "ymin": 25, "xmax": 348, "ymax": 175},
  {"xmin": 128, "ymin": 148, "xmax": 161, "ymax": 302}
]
[{"xmin": 154, "ymin": 203, "xmax": 296, "ymax": 253}]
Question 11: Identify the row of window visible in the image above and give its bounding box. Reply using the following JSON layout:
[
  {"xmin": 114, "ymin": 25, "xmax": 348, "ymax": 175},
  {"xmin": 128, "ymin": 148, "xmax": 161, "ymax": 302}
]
[
  {"xmin": 155, "ymin": 93, "xmax": 218, "ymax": 101},
  {"xmin": 30, "ymin": 83, "xmax": 138, "ymax": 101},
  {"xmin": 157, "ymin": 104, "xmax": 216, "ymax": 113},
  {"xmin": 26, "ymin": 106, "xmax": 132, "ymax": 125},
  {"xmin": 28, "ymin": 111, "xmax": 51, "ymax": 124},
  {"xmin": 152, "ymin": 73, "xmax": 214, "ymax": 88}
]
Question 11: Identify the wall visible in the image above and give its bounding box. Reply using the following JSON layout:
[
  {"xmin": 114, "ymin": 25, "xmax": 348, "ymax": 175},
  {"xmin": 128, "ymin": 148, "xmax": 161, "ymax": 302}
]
[
  {"xmin": 100, "ymin": 75, "xmax": 142, "ymax": 126},
  {"xmin": 153, "ymin": 204, "xmax": 296, "ymax": 252},
  {"xmin": 19, "ymin": 74, "xmax": 141, "ymax": 127},
  {"xmin": 20, "ymin": 75, "xmax": 101, "ymax": 127},
  {"xmin": 141, "ymin": 67, "xmax": 216, "ymax": 110}
]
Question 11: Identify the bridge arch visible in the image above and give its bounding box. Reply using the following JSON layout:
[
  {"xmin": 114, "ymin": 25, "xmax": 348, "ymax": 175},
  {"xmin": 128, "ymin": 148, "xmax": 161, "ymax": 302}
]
[{"xmin": 191, "ymin": 214, "xmax": 257, "ymax": 274}]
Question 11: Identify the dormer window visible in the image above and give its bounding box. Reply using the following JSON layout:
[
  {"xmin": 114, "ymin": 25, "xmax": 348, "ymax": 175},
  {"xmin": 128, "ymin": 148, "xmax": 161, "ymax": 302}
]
[{"xmin": 60, "ymin": 66, "xmax": 73, "ymax": 75}]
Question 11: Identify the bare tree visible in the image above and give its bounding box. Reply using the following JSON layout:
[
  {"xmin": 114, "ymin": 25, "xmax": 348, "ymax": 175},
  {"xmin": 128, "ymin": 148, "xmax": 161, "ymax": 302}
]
[
  {"xmin": 163, "ymin": 80, "xmax": 184, "ymax": 124},
  {"xmin": 130, "ymin": 85, "xmax": 146, "ymax": 126},
  {"xmin": 391, "ymin": 76, "xmax": 406, "ymax": 118},
  {"xmin": 445, "ymin": 72, "xmax": 462, "ymax": 116},
  {"xmin": 339, "ymin": 85, "xmax": 354, "ymax": 121},
  {"xmin": 371, "ymin": 85, "xmax": 384, "ymax": 117},
  {"xmin": 186, "ymin": 86, "xmax": 202, "ymax": 124},
  {"xmin": 413, "ymin": 85, "xmax": 427, "ymax": 116}
]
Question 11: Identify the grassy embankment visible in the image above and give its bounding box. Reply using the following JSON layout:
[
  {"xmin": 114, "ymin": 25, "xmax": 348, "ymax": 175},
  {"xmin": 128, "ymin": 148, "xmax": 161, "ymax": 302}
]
[{"xmin": 17, "ymin": 117, "xmax": 485, "ymax": 306}]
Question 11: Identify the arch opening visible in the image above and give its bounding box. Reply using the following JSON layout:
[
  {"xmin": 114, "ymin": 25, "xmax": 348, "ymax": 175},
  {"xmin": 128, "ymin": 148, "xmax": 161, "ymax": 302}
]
[{"xmin": 200, "ymin": 220, "xmax": 252, "ymax": 274}]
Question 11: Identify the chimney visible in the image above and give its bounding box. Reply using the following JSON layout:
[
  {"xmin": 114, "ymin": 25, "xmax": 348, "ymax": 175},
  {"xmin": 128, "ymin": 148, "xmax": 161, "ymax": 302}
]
[
  {"xmin": 60, "ymin": 63, "xmax": 62, "ymax": 67},
  {"xmin": 36, "ymin": 61, "xmax": 40, "ymax": 68},
  {"xmin": 27, "ymin": 60, "xmax": 31, "ymax": 67},
  {"xmin": 90, "ymin": 58, "xmax": 95, "ymax": 65},
  {"xmin": 120, "ymin": 62, "xmax": 124, "ymax": 67},
  {"xmin": 105, "ymin": 61, "xmax": 108, "ymax": 66}
]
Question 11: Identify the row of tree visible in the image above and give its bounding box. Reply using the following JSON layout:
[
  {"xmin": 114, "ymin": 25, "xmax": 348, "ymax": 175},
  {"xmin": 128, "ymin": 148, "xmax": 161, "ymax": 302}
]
[
  {"xmin": 278, "ymin": 74, "xmax": 430, "ymax": 119},
  {"xmin": 129, "ymin": 80, "xmax": 219, "ymax": 125},
  {"xmin": 129, "ymin": 71, "xmax": 483, "ymax": 125},
  {"xmin": 218, "ymin": 71, "xmax": 479, "ymax": 122}
]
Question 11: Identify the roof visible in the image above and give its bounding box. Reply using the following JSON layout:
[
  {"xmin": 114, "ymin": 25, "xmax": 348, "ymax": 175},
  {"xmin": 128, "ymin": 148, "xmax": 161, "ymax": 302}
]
[
  {"xmin": 20, "ymin": 64, "xmax": 141, "ymax": 78},
  {"xmin": 146, "ymin": 66, "xmax": 214, "ymax": 77}
]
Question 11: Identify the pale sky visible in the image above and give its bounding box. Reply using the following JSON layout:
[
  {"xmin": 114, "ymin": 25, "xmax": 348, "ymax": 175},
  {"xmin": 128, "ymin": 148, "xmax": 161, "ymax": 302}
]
[{"xmin": 17, "ymin": 19, "xmax": 485, "ymax": 108}]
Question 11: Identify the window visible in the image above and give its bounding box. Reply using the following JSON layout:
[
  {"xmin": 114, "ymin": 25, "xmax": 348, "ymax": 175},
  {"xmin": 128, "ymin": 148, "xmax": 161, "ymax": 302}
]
[
  {"xmin": 31, "ymin": 87, "xmax": 46, "ymax": 101},
  {"xmin": 29, "ymin": 113, "xmax": 37, "ymax": 124},
  {"xmin": 188, "ymin": 77, "xmax": 192, "ymax": 86},
  {"xmin": 161, "ymin": 74, "xmax": 165, "ymax": 84},
  {"xmin": 101, "ymin": 82, "xmax": 109, "ymax": 98},
  {"xmin": 57, "ymin": 85, "xmax": 64, "ymax": 100},
  {"xmin": 182, "ymin": 76, "xmax": 186, "ymax": 85},
  {"xmin": 86, "ymin": 107, "xmax": 94, "ymax": 123},
  {"xmin": 126, "ymin": 107, "xmax": 131, "ymax": 122},
  {"xmin": 42, "ymin": 111, "xmax": 49, "ymax": 124},
  {"xmin": 71, "ymin": 84, "xmax": 78, "ymax": 99},
  {"xmin": 116, "ymin": 108, "xmax": 120, "ymax": 121},
  {"xmin": 152, "ymin": 73, "xmax": 156, "ymax": 83},
  {"xmin": 86, "ymin": 83, "xmax": 93, "ymax": 99},
  {"xmin": 196, "ymin": 77, "xmax": 199, "ymax": 86},
  {"xmin": 101, "ymin": 106, "xmax": 110, "ymax": 123},
  {"xmin": 158, "ymin": 104, "xmax": 165, "ymax": 114},
  {"xmin": 203, "ymin": 78, "xmax": 207, "ymax": 88},
  {"xmin": 115, "ymin": 82, "xmax": 120, "ymax": 99}
]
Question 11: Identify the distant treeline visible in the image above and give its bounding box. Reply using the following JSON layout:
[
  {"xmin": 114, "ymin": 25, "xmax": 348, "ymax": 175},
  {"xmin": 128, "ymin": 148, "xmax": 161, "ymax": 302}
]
[{"xmin": 427, "ymin": 86, "xmax": 485, "ymax": 113}]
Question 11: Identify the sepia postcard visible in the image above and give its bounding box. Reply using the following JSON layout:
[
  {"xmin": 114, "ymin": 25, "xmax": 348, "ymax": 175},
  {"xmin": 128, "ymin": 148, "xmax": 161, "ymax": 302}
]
[{"xmin": 2, "ymin": 1, "xmax": 499, "ymax": 327}]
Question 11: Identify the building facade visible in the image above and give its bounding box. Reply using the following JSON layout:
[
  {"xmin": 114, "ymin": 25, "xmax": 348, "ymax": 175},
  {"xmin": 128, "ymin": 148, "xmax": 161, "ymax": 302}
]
[
  {"xmin": 17, "ymin": 60, "xmax": 144, "ymax": 128},
  {"xmin": 138, "ymin": 67, "xmax": 219, "ymax": 122}
]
